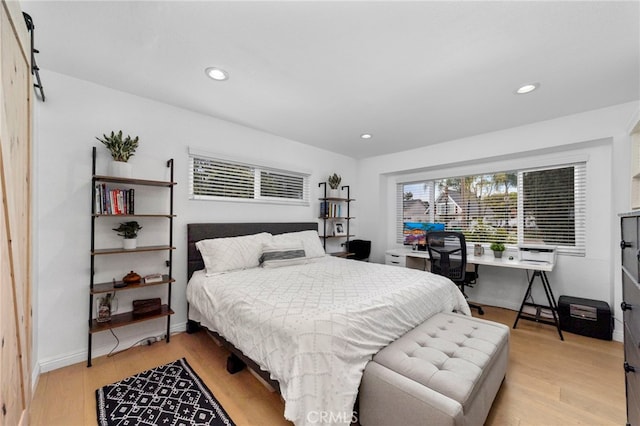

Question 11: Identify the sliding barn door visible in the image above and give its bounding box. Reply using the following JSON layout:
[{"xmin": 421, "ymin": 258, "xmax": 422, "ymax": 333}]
[{"xmin": 0, "ymin": 1, "xmax": 32, "ymax": 425}]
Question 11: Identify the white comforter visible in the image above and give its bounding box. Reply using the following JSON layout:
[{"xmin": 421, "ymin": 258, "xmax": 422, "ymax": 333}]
[{"xmin": 187, "ymin": 256, "xmax": 470, "ymax": 425}]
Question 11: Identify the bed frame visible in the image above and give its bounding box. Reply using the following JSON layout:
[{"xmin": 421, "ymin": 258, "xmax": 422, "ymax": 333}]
[{"xmin": 186, "ymin": 222, "xmax": 319, "ymax": 391}]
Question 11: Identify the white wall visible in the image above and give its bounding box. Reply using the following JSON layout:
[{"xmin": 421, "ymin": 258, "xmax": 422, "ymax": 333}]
[
  {"xmin": 356, "ymin": 102, "xmax": 639, "ymax": 341},
  {"xmin": 33, "ymin": 69, "xmax": 638, "ymax": 372},
  {"xmin": 33, "ymin": 71, "xmax": 357, "ymax": 372}
]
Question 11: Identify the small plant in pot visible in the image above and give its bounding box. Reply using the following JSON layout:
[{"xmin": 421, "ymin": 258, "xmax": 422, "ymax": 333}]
[
  {"xmin": 96, "ymin": 130, "xmax": 139, "ymax": 178},
  {"xmin": 327, "ymin": 173, "xmax": 342, "ymax": 197},
  {"xmin": 490, "ymin": 242, "xmax": 506, "ymax": 258},
  {"xmin": 113, "ymin": 221, "xmax": 142, "ymax": 250}
]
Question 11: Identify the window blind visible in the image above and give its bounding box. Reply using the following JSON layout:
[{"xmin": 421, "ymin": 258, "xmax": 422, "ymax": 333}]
[
  {"xmin": 191, "ymin": 157, "xmax": 254, "ymax": 199},
  {"xmin": 396, "ymin": 162, "xmax": 586, "ymax": 255},
  {"xmin": 518, "ymin": 163, "xmax": 586, "ymax": 255},
  {"xmin": 189, "ymin": 152, "xmax": 309, "ymax": 205},
  {"xmin": 259, "ymin": 170, "xmax": 306, "ymax": 201},
  {"xmin": 396, "ymin": 183, "xmax": 403, "ymax": 243}
]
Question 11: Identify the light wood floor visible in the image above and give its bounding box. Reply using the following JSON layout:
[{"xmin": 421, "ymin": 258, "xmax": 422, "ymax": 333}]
[{"xmin": 30, "ymin": 306, "xmax": 626, "ymax": 426}]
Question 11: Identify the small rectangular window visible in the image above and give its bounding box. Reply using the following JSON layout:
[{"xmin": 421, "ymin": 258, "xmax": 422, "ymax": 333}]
[
  {"xmin": 259, "ymin": 170, "xmax": 305, "ymax": 200},
  {"xmin": 189, "ymin": 151, "xmax": 309, "ymax": 205},
  {"xmin": 192, "ymin": 157, "xmax": 254, "ymax": 199}
]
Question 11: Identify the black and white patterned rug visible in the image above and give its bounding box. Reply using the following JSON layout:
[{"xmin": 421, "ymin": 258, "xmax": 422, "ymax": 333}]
[{"xmin": 96, "ymin": 358, "xmax": 235, "ymax": 426}]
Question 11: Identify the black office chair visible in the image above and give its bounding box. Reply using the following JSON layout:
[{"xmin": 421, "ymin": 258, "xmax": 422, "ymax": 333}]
[
  {"xmin": 426, "ymin": 231, "xmax": 484, "ymax": 315},
  {"xmin": 346, "ymin": 239, "xmax": 371, "ymax": 261}
]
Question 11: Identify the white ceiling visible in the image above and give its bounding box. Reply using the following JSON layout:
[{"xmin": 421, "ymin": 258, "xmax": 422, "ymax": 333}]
[{"xmin": 21, "ymin": 1, "xmax": 640, "ymax": 159}]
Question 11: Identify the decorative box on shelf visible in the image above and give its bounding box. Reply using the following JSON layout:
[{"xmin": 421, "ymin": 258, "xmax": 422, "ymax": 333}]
[
  {"xmin": 144, "ymin": 273, "xmax": 164, "ymax": 284},
  {"xmin": 132, "ymin": 298, "xmax": 162, "ymax": 317}
]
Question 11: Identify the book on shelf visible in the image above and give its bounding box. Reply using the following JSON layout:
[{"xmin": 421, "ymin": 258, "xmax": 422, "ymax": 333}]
[
  {"xmin": 143, "ymin": 273, "xmax": 164, "ymax": 284},
  {"xmin": 128, "ymin": 188, "xmax": 135, "ymax": 214},
  {"xmin": 94, "ymin": 185, "xmax": 136, "ymax": 215},
  {"xmin": 319, "ymin": 201, "xmax": 342, "ymax": 218},
  {"xmin": 320, "ymin": 201, "xmax": 329, "ymax": 218}
]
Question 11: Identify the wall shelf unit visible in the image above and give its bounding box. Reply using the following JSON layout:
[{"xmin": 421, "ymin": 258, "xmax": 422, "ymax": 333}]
[
  {"xmin": 318, "ymin": 182, "xmax": 355, "ymax": 255},
  {"xmin": 88, "ymin": 147, "xmax": 176, "ymax": 367}
]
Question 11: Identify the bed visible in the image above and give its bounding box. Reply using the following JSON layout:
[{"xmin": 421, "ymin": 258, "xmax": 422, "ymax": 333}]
[{"xmin": 186, "ymin": 222, "xmax": 470, "ymax": 426}]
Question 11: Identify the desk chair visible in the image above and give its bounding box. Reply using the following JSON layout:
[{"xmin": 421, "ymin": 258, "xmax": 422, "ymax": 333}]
[{"xmin": 426, "ymin": 231, "xmax": 484, "ymax": 315}]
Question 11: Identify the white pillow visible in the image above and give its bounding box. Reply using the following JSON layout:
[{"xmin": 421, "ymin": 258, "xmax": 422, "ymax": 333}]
[
  {"xmin": 260, "ymin": 241, "xmax": 307, "ymax": 268},
  {"xmin": 273, "ymin": 230, "xmax": 326, "ymax": 259},
  {"xmin": 196, "ymin": 232, "xmax": 272, "ymax": 275}
]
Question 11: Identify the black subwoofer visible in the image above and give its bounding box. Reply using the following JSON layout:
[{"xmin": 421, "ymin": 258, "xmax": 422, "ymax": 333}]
[{"xmin": 558, "ymin": 295, "xmax": 612, "ymax": 340}]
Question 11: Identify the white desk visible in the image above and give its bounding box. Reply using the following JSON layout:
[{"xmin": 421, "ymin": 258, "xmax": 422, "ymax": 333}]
[{"xmin": 385, "ymin": 247, "xmax": 563, "ymax": 340}]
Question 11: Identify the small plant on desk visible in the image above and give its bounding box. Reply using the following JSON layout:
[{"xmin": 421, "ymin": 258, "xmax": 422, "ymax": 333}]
[{"xmin": 490, "ymin": 242, "xmax": 505, "ymax": 258}]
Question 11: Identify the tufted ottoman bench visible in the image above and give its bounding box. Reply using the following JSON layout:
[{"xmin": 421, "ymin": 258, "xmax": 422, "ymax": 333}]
[{"xmin": 359, "ymin": 312, "xmax": 509, "ymax": 426}]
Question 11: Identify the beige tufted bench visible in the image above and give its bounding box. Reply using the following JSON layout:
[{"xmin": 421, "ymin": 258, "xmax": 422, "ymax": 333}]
[{"xmin": 359, "ymin": 312, "xmax": 509, "ymax": 426}]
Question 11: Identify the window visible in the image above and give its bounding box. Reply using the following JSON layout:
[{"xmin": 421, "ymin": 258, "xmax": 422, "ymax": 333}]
[
  {"xmin": 519, "ymin": 166, "xmax": 586, "ymax": 255},
  {"xmin": 397, "ymin": 163, "xmax": 586, "ymax": 255},
  {"xmin": 189, "ymin": 151, "xmax": 309, "ymax": 205}
]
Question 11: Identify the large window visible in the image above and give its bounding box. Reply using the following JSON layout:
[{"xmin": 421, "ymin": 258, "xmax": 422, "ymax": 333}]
[
  {"xmin": 189, "ymin": 151, "xmax": 309, "ymax": 205},
  {"xmin": 397, "ymin": 163, "xmax": 586, "ymax": 255}
]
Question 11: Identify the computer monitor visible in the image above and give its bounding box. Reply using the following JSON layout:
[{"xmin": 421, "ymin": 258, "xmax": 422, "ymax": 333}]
[{"xmin": 403, "ymin": 222, "xmax": 445, "ymax": 246}]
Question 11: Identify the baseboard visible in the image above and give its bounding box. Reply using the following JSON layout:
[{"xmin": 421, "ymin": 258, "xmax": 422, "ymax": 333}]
[
  {"xmin": 471, "ymin": 297, "xmax": 521, "ymax": 312},
  {"xmin": 613, "ymin": 329, "xmax": 624, "ymax": 343},
  {"xmin": 38, "ymin": 321, "xmax": 187, "ymax": 374},
  {"xmin": 31, "ymin": 362, "xmax": 41, "ymax": 396},
  {"xmin": 472, "ymin": 298, "xmax": 624, "ymax": 343}
]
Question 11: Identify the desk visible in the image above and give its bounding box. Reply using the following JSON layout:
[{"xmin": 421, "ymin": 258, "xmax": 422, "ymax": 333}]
[{"xmin": 385, "ymin": 248, "xmax": 563, "ymax": 340}]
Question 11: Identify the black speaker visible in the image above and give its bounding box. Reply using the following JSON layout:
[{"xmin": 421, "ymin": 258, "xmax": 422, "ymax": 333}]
[{"xmin": 558, "ymin": 295, "xmax": 612, "ymax": 340}]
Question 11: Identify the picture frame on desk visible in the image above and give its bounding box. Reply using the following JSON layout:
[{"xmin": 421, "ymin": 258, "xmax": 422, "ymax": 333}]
[{"xmin": 333, "ymin": 222, "xmax": 346, "ymax": 236}]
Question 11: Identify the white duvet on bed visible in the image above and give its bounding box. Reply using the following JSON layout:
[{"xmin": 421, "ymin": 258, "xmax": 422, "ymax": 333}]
[{"xmin": 187, "ymin": 255, "xmax": 470, "ymax": 426}]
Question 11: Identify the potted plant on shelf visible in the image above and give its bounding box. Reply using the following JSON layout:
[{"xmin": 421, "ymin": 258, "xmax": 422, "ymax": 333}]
[
  {"xmin": 490, "ymin": 242, "xmax": 506, "ymax": 258},
  {"xmin": 328, "ymin": 173, "xmax": 342, "ymax": 197},
  {"xmin": 96, "ymin": 130, "xmax": 139, "ymax": 178},
  {"xmin": 113, "ymin": 221, "xmax": 142, "ymax": 250}
]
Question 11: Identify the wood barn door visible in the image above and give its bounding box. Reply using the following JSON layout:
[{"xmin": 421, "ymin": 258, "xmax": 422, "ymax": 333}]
[{"xmin": 0, "ymin": 1, "xmax": 32, "ymax": 425}]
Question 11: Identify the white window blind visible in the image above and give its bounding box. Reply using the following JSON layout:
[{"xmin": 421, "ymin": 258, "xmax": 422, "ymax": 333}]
[
  {"xmin": 396, "ymin": 162, "xmax": 586, "ymax": 255},
  {"xmin": 396, "ymin": 183, "xmax": 404, "ymax": 244},
  {"xmin": 259, "ymin": 170, "xmax": 306, "ymax": 201},
  {"xmin": 189, "ymin": 152, "xmax": 309, "ymax": 205},
  {"xmin": 518, "ymin": 163, "xmax": 586, "ymax": 255}
]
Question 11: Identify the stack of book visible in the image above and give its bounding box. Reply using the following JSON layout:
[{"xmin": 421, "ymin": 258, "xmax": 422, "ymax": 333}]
[
  {"xmin": 320, "ymin": 201, "xmax": 342, "ymax": 218},
  {"xmin": 94, "ymin": 184, "xmax": 134, "ymax": 215}
]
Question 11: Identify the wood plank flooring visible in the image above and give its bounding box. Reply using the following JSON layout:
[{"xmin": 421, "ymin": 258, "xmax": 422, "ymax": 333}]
[{"xmin": 30, "ymin": 306, "xmax": 626, "ymax": 425}]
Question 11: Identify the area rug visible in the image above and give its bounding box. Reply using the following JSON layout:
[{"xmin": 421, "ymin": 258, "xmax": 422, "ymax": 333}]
[{"xmin": 96, "ymin": 358, "xmax": 235, "ymax": 426}]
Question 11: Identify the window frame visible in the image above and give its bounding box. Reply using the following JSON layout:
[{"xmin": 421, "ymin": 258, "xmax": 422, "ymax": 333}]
[
  {"xmin": 189, "ymin": 150, "xmax": 310, "ymax": 206},
  {"xmin": 397, "ymin": 162, "xmax": 586, "ymax": 256}
]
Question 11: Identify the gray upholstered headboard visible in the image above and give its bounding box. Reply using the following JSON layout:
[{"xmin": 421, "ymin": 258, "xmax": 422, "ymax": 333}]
[{"xmin": 187, "ymin": 222, "xmax": 318, "ymax": 280}]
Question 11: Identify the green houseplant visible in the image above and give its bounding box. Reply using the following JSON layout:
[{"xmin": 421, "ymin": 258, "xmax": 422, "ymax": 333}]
[
  {"xmin": 113, "ymin": 221, "xmax": 142, "ymax": 249},
  {"xmin": 328, "ymin": 173, "xmax": 342, "ymax": 197},
  {"xmin": 97, "ymin": 130, "xmax": 139, "ymax": 162},
  {"xmin": 490, "ymin": 242, "xmax": 506, "ymax": 258},
  {"xmin": 328, "ymin": 173, "xmax": 341, "ymax": 189},
  {"xmin": 96, "ymin": 130, "xmax": 139, "ymax": 177}
]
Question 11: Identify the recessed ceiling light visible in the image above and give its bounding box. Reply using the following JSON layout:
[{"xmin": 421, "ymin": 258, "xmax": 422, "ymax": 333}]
[
  {"xmin": 205, "ymin": 67, "xmax": 229, "ymax": 81},
  {"xmin": 360, "ymin": 133, "xmax": 372, "ymax": 140},
  {"xmin": 515, "ymin": 83, "xmax": 540, "ymax": 94}
]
